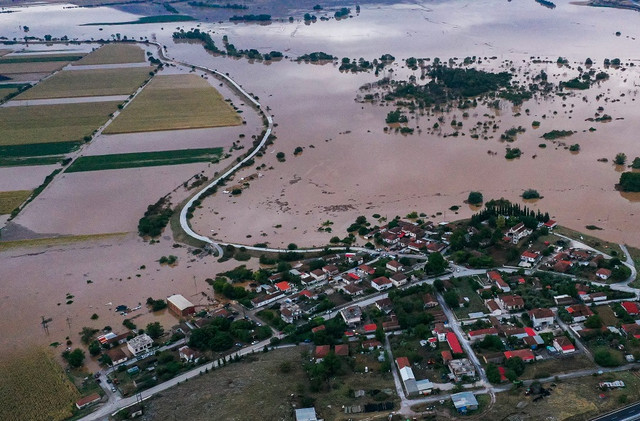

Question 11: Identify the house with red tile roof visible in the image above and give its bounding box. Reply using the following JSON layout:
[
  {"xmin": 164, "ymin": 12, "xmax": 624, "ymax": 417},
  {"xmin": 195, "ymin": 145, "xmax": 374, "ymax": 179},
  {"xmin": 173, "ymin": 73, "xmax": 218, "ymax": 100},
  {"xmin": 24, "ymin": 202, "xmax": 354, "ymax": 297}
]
[
  {"xmin": 485, "ymin": 299, "xmax": 502, "ymax": 316},
  {"xmin": 544, "ymin": 220, "xmax": 557, "ymax": 229},
  {"xmin": 322, "ymin": 265, "xmax": 340, "ymax": 276},
  {"xmin": 553, "ymin": 337, "xmax": 575, "ymax": 353},
  {"xmin": 371, "ymin": 276, "xmax": 393, "ymax": 291},
  {"xmin": 566, "ymin": 304, "xmax": 594, "ymax": 322},
  {"xmin": 504, "ymin": 349, "xmax": 535, "ymax": 362},
  {"xmin": 553, "ymin": 260, "xmax": 573, "ymax": 273},
  {"xmin": 441, "ymin": 350, "xmax": 453, "ymax": 363},
  {"xmin": 364, "ymin": 323, "xmax": 378, "ymax": 333},
  {"xmin": 621, "ymin": 323, "xmax": 640, "ymax": 339},
  {"xmin": 334, "ymin": 344, "xmax": 349, "ymax": 357},
  {"xmin": 446, "ymin": 332, "xmax": 463, "ymax": 354},
  {"xmin": 521, "ymin": 250, "xmax": 540, "ymax": 263},
  {"xmin": 386, "ymin": 260, "xmax": 403, "ymax": 272},
  {"xmin": 423, "ymin": 293, "xmax": 438, "ymax": 308},
  {"xmin": 488, "ymin": 271, "xmax": 510, "ymax": 292},
  {"xmin": 621, "ymin": 301, "xmax": 640, "ymax": 316},
  {"xmin": 361, "ymin": 339, "xmax": 382, "ymax": 350},
  {"xmin": 275, "ymin": 281, "xmax": 291, "ymax": 292},
  {"xmin": 342, "ymin": 283, "xmax": 364, "ymax": 296},
  {"xmin": 76, "ymin": 393, "xmax": 101, "ymax": 410},
  {"xmin": 467, "ymin": 328, "xmax": 498, "ymax": 342},
  {"xmin": 396, "ymin": 356, "xmax": 411, "ymax": 369},
  {"xmin": 596, "ymin": 268, "xmax": 612, "ymax": 280},
  {"xmin": 358, "ymin": 264, "xmax": 375, "ymax": 275},
  {"xmin": 497, "ymin": 294, "xmax": 525, "ymax": 311},
  {"xmin": 315, "ymin": 345, "xmax": 330, "ymax": 362}
]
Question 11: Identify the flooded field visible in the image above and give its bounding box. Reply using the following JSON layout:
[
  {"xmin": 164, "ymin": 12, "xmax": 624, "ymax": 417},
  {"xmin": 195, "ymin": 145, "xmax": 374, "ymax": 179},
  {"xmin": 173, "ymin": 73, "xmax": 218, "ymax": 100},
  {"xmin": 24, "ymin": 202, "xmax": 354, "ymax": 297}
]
[{"xmin": 0, "ymin": 0, "xmax": 639, "ymax": 377}]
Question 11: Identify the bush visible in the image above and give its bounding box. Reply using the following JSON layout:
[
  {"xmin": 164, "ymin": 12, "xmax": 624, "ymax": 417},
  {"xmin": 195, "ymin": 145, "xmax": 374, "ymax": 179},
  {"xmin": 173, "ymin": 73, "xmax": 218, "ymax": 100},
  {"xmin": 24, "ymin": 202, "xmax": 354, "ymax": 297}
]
[
  {"xmin": 276, "ymin": 152, "xmax": 285, "ymax": 162},
  {"xmin": 614, "ymin": 153, "xmax": 627, "ymax": 165},
  {"xmin": 619, "ymin": 172, "xmax": 640, "ymax": 192},
  {"xmin": 521, "ymin": 189, "xmax": 541, "ymax": 199},
  {"xmin": 594, "ymin": 349, "xmax": 622, "ymax": 367}
]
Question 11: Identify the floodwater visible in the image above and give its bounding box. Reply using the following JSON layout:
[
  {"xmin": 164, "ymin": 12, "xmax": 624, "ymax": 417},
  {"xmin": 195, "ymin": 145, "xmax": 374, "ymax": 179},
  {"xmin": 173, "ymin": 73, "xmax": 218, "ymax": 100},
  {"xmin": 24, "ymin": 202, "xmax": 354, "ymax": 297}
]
[{"xmin": 1, "ymin": 0, "xmax": 640, "ymax": 369}]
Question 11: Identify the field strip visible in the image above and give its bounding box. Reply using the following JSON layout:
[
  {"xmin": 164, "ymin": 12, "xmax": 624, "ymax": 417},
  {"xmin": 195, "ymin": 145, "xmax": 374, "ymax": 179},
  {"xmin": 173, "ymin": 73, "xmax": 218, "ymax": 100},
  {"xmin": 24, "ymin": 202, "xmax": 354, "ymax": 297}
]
[
  {"xmin": 66, "ymin": 62, "xmax": 151, "ymax": 70},
  {"xmin": 72, "ymin": 43, "xmax": 145, "ymax": 65},
  {"xmin": 0, "ymin": 190, "xmax": 32, "ymax": 214},
  {"xmin": 0, "ymin": 232, "xmax": 129, "ymax": 251},
  {"xmin": 3, "ymin": 95, "xmax": 130, "ymax": 107}
]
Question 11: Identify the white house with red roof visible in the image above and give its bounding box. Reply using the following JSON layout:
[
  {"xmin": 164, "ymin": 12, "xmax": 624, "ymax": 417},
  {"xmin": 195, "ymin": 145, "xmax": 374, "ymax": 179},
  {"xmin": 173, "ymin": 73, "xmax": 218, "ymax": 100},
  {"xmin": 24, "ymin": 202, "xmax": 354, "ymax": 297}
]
[
  {"xmin": 386, "ymin": 260, "xmax": 403, "ymax": 272},
  {"xmin": 487, "ymin": 271, "xmax": 510, "ymax": 292},
  {"xmin": 621, "ymin": 301, "xmax": 640, "ymax": 316},
  {"xmin": 275, "ymin": 281, "xmax": 292, "ymax": 293},
  {"xmin": 521, "ymin": 250, "xmax": 540, "ymax": 264},
  {"xmin": 544, "ymin": 220, "xmax": 557, "ymax": 230},
  {"xmin": 528, "ymin": 308, "xmax": 555, "ymax": 328},
  {"xmin": 553, "ymin": 337, "xmax": 575, "ymax": 354},
  {"xmin": 507, "ymin": 222, "xmax": 532, "ymax": 244},
  {"xmin": 371, "ymin": 276, "xmax": 393, "ymax": 291},
  {"xmin": 504, "ymin": 349, "xmax": 535, "ymax": 362},
  {"xmin": 596, "ymin": 268, "xmax": 612, "ymax": 280},
  {"xmin": 467, "ymin": 327, "xmax": 498, "ymax": 342}
]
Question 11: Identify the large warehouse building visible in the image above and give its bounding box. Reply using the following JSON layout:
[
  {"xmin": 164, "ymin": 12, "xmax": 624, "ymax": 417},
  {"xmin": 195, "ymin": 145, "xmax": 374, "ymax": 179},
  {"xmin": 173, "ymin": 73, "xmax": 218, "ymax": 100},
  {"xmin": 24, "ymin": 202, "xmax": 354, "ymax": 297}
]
[{"xmin": 167, "ymin": 294, "xmax": 195, "ymax": 317}]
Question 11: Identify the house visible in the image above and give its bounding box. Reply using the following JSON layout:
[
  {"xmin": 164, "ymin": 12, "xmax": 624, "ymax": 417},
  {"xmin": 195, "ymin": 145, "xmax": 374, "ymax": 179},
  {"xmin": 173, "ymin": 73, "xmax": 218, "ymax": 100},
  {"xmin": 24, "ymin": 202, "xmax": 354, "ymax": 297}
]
[
  {"xmin": 596, "ymin": 268, "xmax": 612, "ymax": 280},
  {"xmin": 621, "ymin": 301, "xmax": 640, "ymax": 316},
  {"xmin": 396, "ymin": 357, "xmax": 418, "ymax": 396},
  {"xmin": 386, "ymin": 260, "xmax": 403, "ymax": 272},
  {"xmin": 485, "ymin": 299, "xmax": 502, "ymax": 316},
  {"xmin": 106, "ymin": 347, "xmax": 128, "ymax": 365},
  {"xmin": 371, "ymin": 276, "xmax": 393, "ymax": 291},
  {"xmin": 76, "ymin": 393, "xmax": 101, "ymax": 410},
  {"xmin": 167, "ymin": 294, "xmax": 195, "ymax": 317},
  {"xmin": 467, "ymin": 328, "xmax": 498, "ymax": 342},
  {"xmin": 497, "ymin": 294, "xmax": 525, "ymax": 311},
  {"xmin": 566, "ymin": 304, "xmax": 594, "ymax": 322},
  {"xmin": 361, "ymin": 339, "xmax": 382, "ymax": 350},
  {"xmin": 364, "ymin": 323, "xmax": 378, "ymax": 334},
  {"xmin": 554, "ymin": 294, "xmax": 576, "ymax": 306},
  {"xmin": 521, "ymin": 250, "xmax": 540, "ymax": 264},
  {"xmin": 179, "ymin": 345, "xmax": 201, "ymax": 362},
  {"xmin": 423, "ymin": 293, "xmax": 438, "ymax": 308},
  {"xmin": 127, "ymin": 334, "xmax": 153, "ymax": 356},
  {"xmin": 482, "ymin": 352, "xmax": 505, "ymax": 365},
  {"xmin": 251, "ymin": 292, "xmax": 284, "ymax": 308},
  {"xmin": 358, "ymin": 264, "xmax": 375, "ymax": 275},
  {"xmin": 343, "ymin": 283, "xmax": 364, "ymax": 296},
  {"xmin": 416, "ymin": 378, "xmax": 434, "ymax": 395},
  {"xmin": 553, "ymin": 260, "xmax": 573, "ymax": 273},
  {"xmin": 295, "ymin": 407, "xmax": 318, "ymax": 421},
  {"xmin": 310, "ymin": 269, "xmax": 326, "ymax": 282},
  {"xmin": 376, "ymin": 298, "xmax": 394, "ymax": 314},
  {"xmin": 503, "ymin": 326, "xmax": 529, "ymax": 339},
  {"xmin": 399, "ymin": 221, "xmax": 425, "ymax": 238},
  {"xmin": 346, "ymin": 272, "xmax": 360, "ymax": 282},
  {"xmin": 488, "ymin": 271, "xmax": 510, "ymax": 292},
  {"xmin": 426, "ymin": 241, "xmax": 447, "ymax": 254},
  {"xmin": 433, "ymin": 323, "xmax": 449, "ymax": 342},
  {"xmin": 590, "ymin": 254, "xmax": 605, "ymax": 268},
  {"xmin": 322, "ymin": 265, "xmax": 339, "ymax": 276},
  {"xmin": 447, "ymin": 358, "xmax": 476, "ymax": 382},
  {"xmin": 621, "ymin": 323, "xmax": 640, "ymax": 339},
  {"xmin": 544, "ymin": 220, "xmax": 557, "ymax": 229},
  {"xmin": 391, "ymin": 272, "xmax": 408, "ymax": 287},
  {"xmin": 280, "ymin": 305, "xmax": 302, "ymax": 323},
  {"xmin": 446, "ymin": 332, "xmax": 463, "ymax": 354},
  {"xmin": 507, "ymin": 222, "xmax": 532, "ymax": 244},
  {"xmin": 275, "ymin": 281, "xmax": 291, "ymax": 292},
  {"xmin": 98, "ymin": 331, "xmax": 130, "ymax": 346},
  {"xmin": 315, "ymin": 345, "xmax": 331, "ymax": 362},
  {"xmin": 451, "ymin": 392, "xmax": 479, "ymax": 413},
  {"xmin": 441, "ymin": 350, "xmax": 453, "ymax": 363},
  {"xmin": 529, "ymin": 308, "xmax": 555, "ymax": 328},
  {"xmin": 341, "ymin": 306, "xmax": 362, "ymax": 326},
  {"xmin": 504, "ymin": 349, "xmax": 535, "ymax": 362},
  {"xmin": 553, "ymin": 337, "xmax": 575, "ymax": 353},
  {"xmin": 334, "ymin": 344, "xmax": 349, "ymax": 357}
]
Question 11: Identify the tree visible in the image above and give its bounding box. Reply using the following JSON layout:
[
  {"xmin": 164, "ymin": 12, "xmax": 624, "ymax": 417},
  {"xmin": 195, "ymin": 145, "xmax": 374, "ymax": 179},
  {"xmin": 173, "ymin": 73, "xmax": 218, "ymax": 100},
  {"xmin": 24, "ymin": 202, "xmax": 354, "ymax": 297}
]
[
  {"xmin": 594, "ymin": 349, "xmax": 621, "ymax": 367},
  {"xmin": 63, "ymin": 348, "xmax": 86, "ymax": 368},
  {"xmin": 444, "ymin": 290, "xmax": 460, "ymax": 308},
  {"xmin": 146, "ymin": 322, "xmax": 165, "ymax": 340},
  {"xmin": 584, "ymin": 315, "xmax": 602, "ymax": 329},
  {"xmin": 276, "ymin": 152, "xmax": 286, "ymax": 162},
  {"xmin": 433, "ymin": 279, "xmax": 445, "ymax": 292},
  {"xmin": 88, "ymin": 340, "xmax": 101, "ymax": 356},
  {"xmin": 486, "ymin": 363, "xmax": 501, "ymax": 384},
  {"xmin": 614, "ymin": 152, "xmax": 627, "ymax": 165},
  {"xmin": 505, "ymin": 356, "xmax": 525, "ymax": 376},
  {"xmin": 426, "ymin": 252, "xmax": 447, "ymax": 274},
  {"xmin": 467, "ymin": 191, "xmax": 483, "ymax": 205},
  {"xmin": 80, "ymin": 327, "xmax": 99, "ymax": 344},
  {"xmin": 287, "ymin": 243, "xmax": 298, "ymax": 250}
]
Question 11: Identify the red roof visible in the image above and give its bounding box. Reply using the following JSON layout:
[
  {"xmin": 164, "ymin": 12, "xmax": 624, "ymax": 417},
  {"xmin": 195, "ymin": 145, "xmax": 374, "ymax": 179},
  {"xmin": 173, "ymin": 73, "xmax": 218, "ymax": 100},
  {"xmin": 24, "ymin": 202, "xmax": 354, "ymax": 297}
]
[
  {"xmin": 522, "ymin": 250, "xmax": 539, "ymax": 259},
  {"xmin": 396, "ymin": 356, "xmax": 411, "ymax": 369},
  {"xmin": 622, "ymin": 302, "xmax": 640, "ymax": 315},
  {"xmin": 364, "ymin": 323, "xmax": 378, "ymax": 332},
  {"xmin": 504, "ymin": 349, "xmax": 535, "ymax": 361},
  {"xmin": 334, "ymin": 344, "xmax": 349, "ymax": 356},
  {"xmin": 498, "ymin": 366, "xmax": 507, "ymax": 382},
  {"xmin": 359, "ymin": 264, "xmax": 375, "ymax": 274},
  {"xmin": 518, "ymin": 278, "xmax": 526, "ymax": 284},
  {"xmin": 312, "ymin": 325, "xmax": 325, "ymax": 333},
  {"xmin": 468, "ymin": 328, "xmax": 498, "ymax": 337},
  {"xmin": 441, "ymin": 350, "xmax": 452, "ymax": 362},
  {"xmin": 446, "ymin": 332, "xmax": 463, "ymax": 354},
  {"xmin": 372, "ymin": 276, "xmax": 392, "ymax": 286},
  {"xmin": 275, "ymin": 281, "xmax": 291, "ymax": 292},
  {"xmin": 488, "ymin": 271, "xmax": 503, "ymax": 283},
  {"xmin": 554, "ymin": 336, "xmax": 575, "ymax": 351},
  {"xmin": 76, "ymin": 393, "xmax": 101, "ymax": 408},
  {"xmin": 348, "ymin": 272, "xmax": 360, "ymax": 280},
  {"xmin": 344, "ymin": 330, "xmax": 355, "ymax": 337},
  {"xmin": 299, "ymin": 290, "xmax": 313, "ymax": 298},
  {"xmin": 315, "ymin": 345, "xmax": 330, "ymax": 359},
  {"xmin": 524, "ymin": 327, "xmax": 537, "ymax": 337},
  {"xmin": 544, "ymin": 220, "xmax": 557, "ymax": 227}
]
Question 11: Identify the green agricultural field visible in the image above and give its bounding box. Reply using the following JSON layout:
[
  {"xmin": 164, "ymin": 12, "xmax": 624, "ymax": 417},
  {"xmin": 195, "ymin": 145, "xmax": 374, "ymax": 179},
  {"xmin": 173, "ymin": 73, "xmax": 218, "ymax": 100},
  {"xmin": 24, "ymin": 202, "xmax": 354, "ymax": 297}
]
[
  {"xmin": 0, "ymin": 54, "xmax": 84, "ymax": 64},
  {"xmin": 0, "ymin": 101, "xmax": 120, "ymax": 146},
  {"xmin": 0, "ymin": 141, "xmax": 82, "ymax": 157},
  {"xmin": 83, "ymin": 15, "xmax": 195, "ymax": 25},
  {"xmin": 0, "ymin": 156, "xmax": 62, "ymax": 167},
  {"xmin": 0, "ymin": 190, "xmax": 32, "ymax": 214},
  {"xmin": 66, "ymin": 147, "xmax": 223, "ymax": 172},
  {"xmin": 73, "ymin": 43, "xmax": 146, "ymax": 65},
  {"xmin": 17, "ymin": 67, "xmax": 153, "ymax": 99},
  {"xmin": 104, "ymin": 74, "xmax": 242, "ymax": 134}
]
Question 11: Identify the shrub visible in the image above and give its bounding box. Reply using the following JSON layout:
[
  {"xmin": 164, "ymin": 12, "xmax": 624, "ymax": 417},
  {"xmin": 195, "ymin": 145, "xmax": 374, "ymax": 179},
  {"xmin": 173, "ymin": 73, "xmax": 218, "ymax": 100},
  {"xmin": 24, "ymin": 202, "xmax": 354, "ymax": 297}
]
[
  {"xmin": 521, "ymin": 189, "xmax": 541, "ymax": 199},
  {"xmin": 467, "ymin": 191, "xmax": 483, "ymax": 205}
]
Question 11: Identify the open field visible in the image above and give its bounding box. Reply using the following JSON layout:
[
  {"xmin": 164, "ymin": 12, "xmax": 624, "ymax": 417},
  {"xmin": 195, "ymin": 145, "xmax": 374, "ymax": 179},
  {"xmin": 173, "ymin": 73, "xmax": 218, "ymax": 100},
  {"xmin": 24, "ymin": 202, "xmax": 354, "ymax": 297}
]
[
  {"xmin": 554, "ymin": 226, "xmax": 624, "ymax": 257},
  {"xmin": 66, "ymin": 147, "xmax": 223, "ymax": 172},
  {"xmin": 0, "ymin": 348, "xmax": 80, "ymax": 421},
  {"xmin": 521, "ymin": 354, "xmax": 596, "ymax": 380},
  {"xmin": 0, "ymin": 61, "xmax": 70, "ymax": 75},
  {"xmin": 483, "ymin": 371, "xmax": 640, "ymax": 420},
  {"xmin": 0, "ymin": 54, "xmax": 83, "ymax": 64},
  {"xmin": 72, "ymin": 43, "xmax": 145, "ymax": 65},
  {"xmin": 0, "ymin": 190, "xmax": 31, "ymax": 214},
  {"xmin": 104, "ymin": 74, "xmax": 242, "ymax": 134},
  {"xmin": 17, "ymin": 67, "xmax": 153, "ymax": 99},
  {"xmin": 0, "ymin": 101, "xmax": 119, "ymax": 146},
  {"xmin": 0, "ymin": 141, "xmax": 82, "ymax": 157},
  {"xmin": 83, "ymin": 15, "xmax": 195, "ymax": 25},
  {"xmin": 0, "ymin": 156, "xmax": 62, "ymax": 167},
  {"xmin": 0, "ymin": 232, "xmax": 127, "ymax": 251},
  {"xmin": 0, "ymin": 85, "xmax": 22, "ymax": 100}
]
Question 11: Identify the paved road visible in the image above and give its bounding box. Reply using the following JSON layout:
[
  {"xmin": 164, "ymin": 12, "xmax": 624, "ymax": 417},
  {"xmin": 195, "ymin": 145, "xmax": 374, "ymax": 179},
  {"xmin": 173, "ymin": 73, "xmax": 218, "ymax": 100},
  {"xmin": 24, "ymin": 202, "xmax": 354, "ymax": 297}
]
[{"xmin": 591, "ymin": 401, "xmax": 640, "ymax": 421}]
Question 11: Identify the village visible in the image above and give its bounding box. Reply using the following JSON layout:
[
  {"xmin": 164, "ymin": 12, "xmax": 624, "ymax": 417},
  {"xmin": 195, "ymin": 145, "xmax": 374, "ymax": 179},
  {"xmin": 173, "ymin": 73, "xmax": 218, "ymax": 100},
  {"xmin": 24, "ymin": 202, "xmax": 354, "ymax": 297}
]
[{"xmin": 71, "ymin": 201, "xmax": 639, "ymax": 420}]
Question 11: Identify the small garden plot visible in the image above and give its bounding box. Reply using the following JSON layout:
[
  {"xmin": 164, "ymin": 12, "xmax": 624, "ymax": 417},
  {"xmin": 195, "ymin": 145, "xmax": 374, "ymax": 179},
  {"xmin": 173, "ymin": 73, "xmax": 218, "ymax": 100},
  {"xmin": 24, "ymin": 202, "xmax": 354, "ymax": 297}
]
[
  {"xmin": 65, "ymin": 147, "xmax": 223, "ymax": 172},
  {"xmin": 0, "ymin": 102, "xmax": 119, "ymax": 146},
  {"xmin": 17, "ymin": 67, "xmax": 153, "ymax": 99},
  {"xmin": 72, "ymin": 43, "xmax": 146, "ymax": 65},
  {"xmin": 104, "ymin": 74, "xmax": 242, "ymax": 134}
]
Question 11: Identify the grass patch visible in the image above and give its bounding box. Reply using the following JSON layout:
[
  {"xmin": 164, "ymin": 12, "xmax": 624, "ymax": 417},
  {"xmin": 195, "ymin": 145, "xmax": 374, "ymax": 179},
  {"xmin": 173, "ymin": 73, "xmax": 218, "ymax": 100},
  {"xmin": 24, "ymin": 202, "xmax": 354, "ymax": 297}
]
[
  {"xmin": 83, "ymin": 15, "xmax": 195, "ymax": 25},
  {"xmin": 520, "ymin": 354, "xmax": 595, "ymax": 380},
  {"xmin": 73, "ymin": 43, "xmax": 146, "ymax": 65},
  {"xmin": 451, "ymin": 277, "xmax": 487, "ymax": 318},
  {"xmin": 554, "ymin": 225, "xmax": 623, "ymax": 257},
  {"xmin": 66, "ymin": 147, "xmax": 223, "ymax": 172},
  {"xmin": 0, "ymin": 61, "xmax": 70, "ymax": 74},
  {"xmin": 0, "ymin": 232, "xmax": 128, "ymax": 251},
  {"xmin": 0, "ymin": 156, "xmax": 63, "ymax": 167},
  {"xmin": 17, "ymin": 67, "xmax": 153, "ymax": 99},
  {"xmin": 0, "ymin": 141, "xmax": 82, "ymax": 157},
  {"xmin": 0, "ymin": 86, "xmax": 21, "ymax": 100},
  {"xmin": 0, "ymin": 190, "xmax": 31, "ymax": 214},
  {"xmin": 0, "ymin": 348, "xmax": 80, "ymax": 421},
  {"xmin": 0, "ymin": 101, "xmax": 120, "ymax": 146},
  {"xmin": 0, "ymin": 54, "xmax": 83, "ymax": 64},
  {"xmin": 104, "ymin": 74, "xmax": 242, "ymax": 134}
]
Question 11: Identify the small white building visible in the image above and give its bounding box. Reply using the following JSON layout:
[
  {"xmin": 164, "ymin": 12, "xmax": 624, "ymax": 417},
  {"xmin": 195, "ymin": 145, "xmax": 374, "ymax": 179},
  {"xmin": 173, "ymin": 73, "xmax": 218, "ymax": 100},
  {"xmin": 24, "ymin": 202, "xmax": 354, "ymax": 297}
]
[
  {"xmin": 529, "ymin": 308, "xmax": 555, "ymax": 328},
  {"xmin": 127, "ymin": 334, "xmax": 153, "ymax": 356},
  {"xmin": 371, "ymin": 276, "xmax": 392, "ymax": 292}
]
